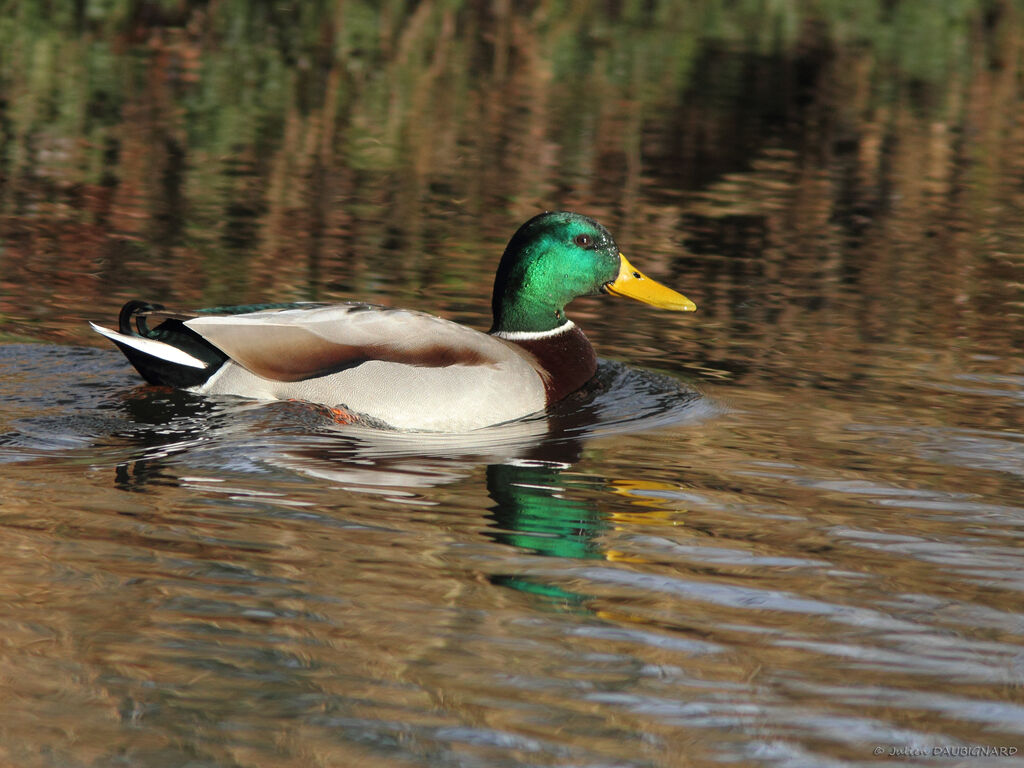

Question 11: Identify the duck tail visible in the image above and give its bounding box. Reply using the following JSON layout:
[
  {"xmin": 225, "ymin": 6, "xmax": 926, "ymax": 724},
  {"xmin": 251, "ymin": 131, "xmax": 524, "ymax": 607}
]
[{"xmin": 92, "ymin": 301, "xmax": 227, "ymax": 388}]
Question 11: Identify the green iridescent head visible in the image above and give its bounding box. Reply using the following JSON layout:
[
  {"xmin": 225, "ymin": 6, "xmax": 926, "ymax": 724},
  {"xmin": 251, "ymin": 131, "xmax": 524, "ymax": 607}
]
[{"xmin": 490, "ymin": 211, "xmax": 696, "ymax": 334}]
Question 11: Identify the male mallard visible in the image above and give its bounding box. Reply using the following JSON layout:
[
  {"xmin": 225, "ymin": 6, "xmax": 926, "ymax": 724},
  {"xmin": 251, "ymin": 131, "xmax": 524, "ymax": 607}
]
[{"xmin": 91, "ymin": 211, "xmax": 696, "ymax": 431}]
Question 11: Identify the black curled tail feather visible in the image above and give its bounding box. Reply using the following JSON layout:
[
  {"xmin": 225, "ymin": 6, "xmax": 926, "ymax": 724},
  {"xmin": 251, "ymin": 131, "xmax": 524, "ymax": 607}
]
[
  {"xmin": 110, "ymin": 300, "xmax": 228, "ymax": 389},
  {"xmin": 119, "ymin": 300, "xmax": 166, "ymax": 336}
]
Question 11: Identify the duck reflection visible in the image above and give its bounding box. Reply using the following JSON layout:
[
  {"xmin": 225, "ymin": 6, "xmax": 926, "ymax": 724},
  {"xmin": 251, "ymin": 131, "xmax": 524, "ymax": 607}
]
[
  {"xmin": 485, "ymin": 457, "xmax": 607, "ymax": 607},
  {"xmin": 104, "ymin": 360, "xmax": 711, "ymax": 611},
  {"xmin": 485, "ymin": 459, "xmax": 600, "ymax": 560}
]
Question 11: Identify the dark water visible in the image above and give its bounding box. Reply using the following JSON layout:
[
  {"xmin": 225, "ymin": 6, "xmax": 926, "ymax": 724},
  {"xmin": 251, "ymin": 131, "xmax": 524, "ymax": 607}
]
[{"xmin": 2, "ymin": 4, "xmax": 1024, "ymax": 767}]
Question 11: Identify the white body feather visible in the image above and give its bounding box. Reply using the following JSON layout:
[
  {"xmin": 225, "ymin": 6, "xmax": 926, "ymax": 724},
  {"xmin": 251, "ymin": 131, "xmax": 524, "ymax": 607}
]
[{"xmin": 193, "ymin": 357, "xmax": 545, "ymax": 431}]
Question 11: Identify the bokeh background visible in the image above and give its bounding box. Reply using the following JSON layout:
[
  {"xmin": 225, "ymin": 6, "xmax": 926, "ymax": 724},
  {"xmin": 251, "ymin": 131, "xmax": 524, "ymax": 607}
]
[{"xmin": 4, "ymin": 1, "xmax": 1022, "ymax": 368}]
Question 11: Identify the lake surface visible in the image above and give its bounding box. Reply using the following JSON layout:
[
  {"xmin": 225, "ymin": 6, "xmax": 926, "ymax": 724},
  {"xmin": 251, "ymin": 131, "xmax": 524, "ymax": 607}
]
[{"xmin": 1, "ymin": 4, "xmax": 1023, "ymax": 767}]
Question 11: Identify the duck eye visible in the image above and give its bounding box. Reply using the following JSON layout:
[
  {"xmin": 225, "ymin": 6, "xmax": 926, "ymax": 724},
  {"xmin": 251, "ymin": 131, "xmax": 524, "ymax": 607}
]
[{"xmin": 574, "ymin": 234, "xmax": 593, "ymax": 248}]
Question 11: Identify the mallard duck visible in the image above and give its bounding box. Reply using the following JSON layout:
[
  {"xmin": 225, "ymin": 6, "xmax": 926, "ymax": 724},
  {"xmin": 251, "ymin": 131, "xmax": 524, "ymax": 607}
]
[{"xmin": 91, "ymin": 211, "xmax": 695, "ymax": 431}]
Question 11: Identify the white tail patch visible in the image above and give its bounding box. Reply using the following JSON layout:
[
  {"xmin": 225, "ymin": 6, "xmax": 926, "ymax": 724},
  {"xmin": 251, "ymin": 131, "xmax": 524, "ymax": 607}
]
[{"xmin": 89, "ymin": 322, "xmax": 208, "ymax": 369}]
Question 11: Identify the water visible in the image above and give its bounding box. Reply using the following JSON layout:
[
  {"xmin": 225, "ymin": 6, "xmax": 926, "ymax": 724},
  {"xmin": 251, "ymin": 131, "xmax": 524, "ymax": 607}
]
[{"xmin": 2, "ymin": 4, "xmax": 1024, "ymax": 767}]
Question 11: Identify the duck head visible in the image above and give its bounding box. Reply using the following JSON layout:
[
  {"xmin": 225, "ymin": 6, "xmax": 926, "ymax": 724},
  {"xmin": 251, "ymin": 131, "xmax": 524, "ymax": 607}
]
[{"xmin": 490, "ymin": 211, "xmax": 696, "ymax": 335}]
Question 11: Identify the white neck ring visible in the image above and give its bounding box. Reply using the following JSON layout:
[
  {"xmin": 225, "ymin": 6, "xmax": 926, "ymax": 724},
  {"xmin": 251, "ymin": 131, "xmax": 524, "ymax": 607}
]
[{"xmin": 492, "ymin": 320, "xmax": 575, "ymax": 341}]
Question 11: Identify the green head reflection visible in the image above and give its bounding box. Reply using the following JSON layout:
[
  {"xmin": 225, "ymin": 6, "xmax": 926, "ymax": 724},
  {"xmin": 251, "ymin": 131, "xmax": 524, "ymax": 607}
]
[{"xmin": 485, "ymin": 461, "xmax": 606, "ymax": 608}]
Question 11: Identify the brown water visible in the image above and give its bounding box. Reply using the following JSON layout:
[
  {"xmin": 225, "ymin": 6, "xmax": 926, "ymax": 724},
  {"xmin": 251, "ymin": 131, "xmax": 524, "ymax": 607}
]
[{"xmin": 2, "ymin": 5, "xmax": 1024, "ymax": 767}]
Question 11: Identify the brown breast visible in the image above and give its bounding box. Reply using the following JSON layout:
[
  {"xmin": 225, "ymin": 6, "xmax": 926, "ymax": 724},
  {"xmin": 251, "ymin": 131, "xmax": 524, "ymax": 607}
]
[{"xmin": 503, "ymin": 324, "xmax": 598, "ymax": 405}]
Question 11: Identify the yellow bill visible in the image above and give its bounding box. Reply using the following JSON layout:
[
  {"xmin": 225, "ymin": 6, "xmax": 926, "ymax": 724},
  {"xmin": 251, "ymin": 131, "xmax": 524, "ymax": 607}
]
[{"xmin": 604, "ymin": 254, "xmax": 696, "ymax": 311}]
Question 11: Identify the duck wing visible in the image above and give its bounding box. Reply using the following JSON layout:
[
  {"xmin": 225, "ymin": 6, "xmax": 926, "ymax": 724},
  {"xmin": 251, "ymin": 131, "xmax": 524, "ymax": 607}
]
[{"xmin": 183, "ymin": 303, "xmax": 526, "ymax": 382}]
